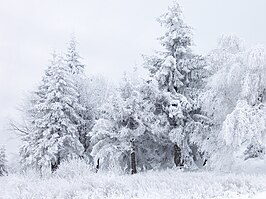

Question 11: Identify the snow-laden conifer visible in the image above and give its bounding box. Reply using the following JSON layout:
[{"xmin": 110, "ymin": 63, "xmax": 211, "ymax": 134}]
[
  {"xmin": 65, "ymin": 36, "xmax": 85, "ymax": 75},
  {"xmin": 144, "ymin": 2, "xmax": 209, "ymax": 168},
  {"xmin": 20, "ymin": 54, "xmax": 85, "ymax": 172}
]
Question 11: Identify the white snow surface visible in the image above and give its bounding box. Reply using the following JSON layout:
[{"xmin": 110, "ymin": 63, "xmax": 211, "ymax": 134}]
[{"xmin": 1, "ymin": 169, "xmax": 266, "ymax": 199}]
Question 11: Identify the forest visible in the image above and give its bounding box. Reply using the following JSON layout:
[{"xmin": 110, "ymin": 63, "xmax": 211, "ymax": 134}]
[{"xmin": 1, "ymin": 1, "xmax": 266, "ymax": 199}]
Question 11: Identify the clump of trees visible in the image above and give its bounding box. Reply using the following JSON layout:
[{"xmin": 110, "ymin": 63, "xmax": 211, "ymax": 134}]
[
  {"xmin": 17, "ymin": 37, "xmax": 110, "ymax": 173},
  {"xmin": 13, "ymin": 1, "xmax": 266, "ymax": 174}
]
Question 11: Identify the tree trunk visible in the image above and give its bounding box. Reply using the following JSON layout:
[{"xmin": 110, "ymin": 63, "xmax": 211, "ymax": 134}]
[
  {"xmin": 51, "ymin": 157, "xmax": 60, "ymax": 173},
  {"xmin": 96, "ymin": 158, "xmax": 100, "ymax": 173},
  {"xmin": 203, "ymin": 159, "xmax": 207, "ymax": 166},
  {"xmin": 130, "ymin": 139, "xmax": 137, "ymax": 174},
  {"xmin": 173, "ymin": 144, "xmax": 183, "ymax": 167}
]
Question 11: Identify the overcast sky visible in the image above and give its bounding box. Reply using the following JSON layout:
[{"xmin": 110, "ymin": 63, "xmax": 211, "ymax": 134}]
[{"xmin": 1, "ymin": 0, "xmax": 266, "ymax": 157}]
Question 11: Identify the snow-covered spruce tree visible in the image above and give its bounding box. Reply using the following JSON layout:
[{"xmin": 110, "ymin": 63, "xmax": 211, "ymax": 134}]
[
  {"xmin": 143, "ymin": 2, "xmax": 209, "ymax": 168},
  {"xmin": 65, "ymin": 36, "xmax": 85, "ymax": 75},
  {"xmin": 90, "ymin": 73, "xmax": 146, "ymax": 174},
  {"xmin": 64, "ymin": 36, "xmax": 93, "ymax": 160},
  {"xmin": 0, "ymin": 146, "xmax": 8, "ymax": 176},
  {"xmin": 20, "ymin": 53, "xmax": 84, "ymax": 172},
  {"xmin": 138, "ymin": 78, "xmax": 178, "ymax": 169}
]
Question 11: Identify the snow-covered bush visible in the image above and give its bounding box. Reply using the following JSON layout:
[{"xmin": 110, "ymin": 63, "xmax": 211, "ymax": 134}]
[
  {"xmin": 54, "ymin": 159, "xmax": 94, "ymax": 179},
  {"xmin": 209, "ymin": 100, "xmax": 266, "ymax": 170}
]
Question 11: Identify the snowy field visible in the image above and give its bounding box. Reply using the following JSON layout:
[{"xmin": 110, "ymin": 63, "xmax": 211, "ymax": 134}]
[{"xmin": 1, "ymin": 169, "xmax": 266, "ymax": 199}]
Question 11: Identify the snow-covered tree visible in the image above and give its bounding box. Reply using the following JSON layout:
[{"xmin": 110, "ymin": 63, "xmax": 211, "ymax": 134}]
[
  {"xmin": 200, "ymin": 35, "xmax": 246, "ymax": 165},
  {"xmin": 206, "ymin": 34, "xmax": 245, "ymax": 74},
  {"xmin": 90, "ymin": 68, "xmax": 177, "ymax": 173},
  {"xmin": 64, "ymin": 36, "xmax": 100, "ymax": 160},
  {"xmin": 211, "ymin": 100, "xmax": 266, "ymax": 170},
  {"xmin": 20, "ymin": 54, "xmax": 85, "ymax": 172},
  {"xmin": 90, "ymin": 73, "xmax": 146, "ymax": 174},
  {"xmin": 242, "ymin": 46, "xmax": 266, "ymax": 105},
  {"xmin": 202, "ymin": 34, "xmax": 246, "ymax": 125},
  {"xmin": 77, "ymin": 75, "xmax": 111, "ymax": 158},
  {"xmin": 64, "ymin": 37, "xmax": 89, "ymax": 156},
  {"xmin": 223, "ymin": 46, "xmax": 266, "ymax": 162},
  {"xmin": 65, "ymin": 36, "xmax": 85, "ymax": 75},
  {"xmin": 144, "ymin": 2, "xmax": 209, "ymax": 168},
  {"xmin": 203, "ymin": 38, "xmax": 266, "ymax": 169},
  {"xmin": 0, "ymin": 146, "xmax": 8, "ymax": 176}
]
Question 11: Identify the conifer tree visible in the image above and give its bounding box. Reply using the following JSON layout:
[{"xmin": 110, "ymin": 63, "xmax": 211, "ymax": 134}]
[
  {"xmin": 64, "ymin": 36, "xmax": 92, "ymax": 158},
  {"xmin": 144, "ymin": 2, "xmax": 208, "ymax": 168},
  {"xmin": 20, "ymin": 54, "xmax": 85, "ymax": 172},
  {"xmin": 65, "ymin": 36, "xmax": 85, "ymax": 75}
]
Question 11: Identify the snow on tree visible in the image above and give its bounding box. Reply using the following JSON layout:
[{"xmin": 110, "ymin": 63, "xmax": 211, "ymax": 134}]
[
  {"xmin": 77, "ymin": 75, "xmax": 111, "ymax": 158},
  {"xmin": 78, "ymin": 75, "xmax": 111, "ymax": 126},
  {"xmin": 202, "ymin": 34, "xmax": 246, "ymax": 125},
  {"xmin": 20, "ymin": 53, "xmax": 85, "ymax": 172},
  {"xmin": 200, "ymin": 35, "xmax": 247, "ymax": 165},
  {"xmin": 242, "ymin": 46, "xmax": 266, "ymax": 105},
  {"xmin": 210, "ymin": 100, "xmax": 266, "ymax": 170},
  {"xmin": 143, "ymin": 1, "xmax": 209, "ymax": 168},
  {"xmin": 202, "ymin": 35, "xmax": 245, "ymax": 129},
  {"xmin": 137, "ymin": 79, "xmax": 174, "ymax": 170},
  {"xmin": 64, "ymin": 36, "xmax": 88, "ymax": 155},
  {"xmin": 206, "ymin": 34, "xmax": 245, "ymax": 74},
  {"xmin": 65, "ymin": 35, "xmax": 85, "ymax": 75},
  {"xmin": 0, "ymin": 146, "xmax": 8, "ymax": 176},
  {"xmin": 90, "ymin": 72, "xmax": 146, "ymax": 174},
  {"xmin": 64, "ymin": 36, "xmax": 100, "ymax": 160},
  {"xmin": 90, "ymin": 67, "xmax": 192, "ymax": 173},
  {"xmin": 204, "ymin": 41, "xmax": 266, "ymax": 170},
  {"xmin": 225, "ymin": 46, "xmax": 266, "ymax": 161}
]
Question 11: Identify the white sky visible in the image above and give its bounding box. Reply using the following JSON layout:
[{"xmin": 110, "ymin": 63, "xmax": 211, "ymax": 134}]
[{"xmin": 1, "ymin": 0, "xmax": 266, "ymax": 157}]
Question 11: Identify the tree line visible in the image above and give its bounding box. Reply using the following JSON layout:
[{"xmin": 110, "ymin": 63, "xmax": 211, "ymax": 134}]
[{"xmin": 8, "ymin": 1, "xmax": 266, "ymax": 175}]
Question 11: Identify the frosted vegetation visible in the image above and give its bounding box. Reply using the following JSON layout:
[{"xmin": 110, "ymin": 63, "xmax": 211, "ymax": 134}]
[
  {"xmin": 1, "ymin": 159, "xmax": 266, "ymax": 199},
  {"xmin": 1, "ymin": 1, "xmax": 266, "ymax": 198}
]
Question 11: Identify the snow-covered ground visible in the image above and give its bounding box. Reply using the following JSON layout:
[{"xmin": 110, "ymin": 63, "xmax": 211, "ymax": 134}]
[{"xmin": 1, "ymin": 169, "xmax": 266, "ymax": 199}]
